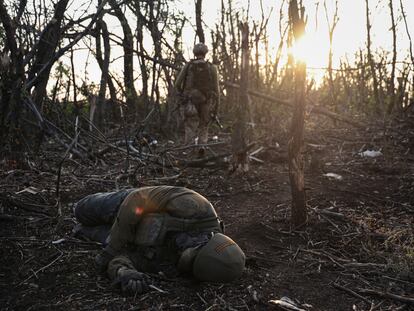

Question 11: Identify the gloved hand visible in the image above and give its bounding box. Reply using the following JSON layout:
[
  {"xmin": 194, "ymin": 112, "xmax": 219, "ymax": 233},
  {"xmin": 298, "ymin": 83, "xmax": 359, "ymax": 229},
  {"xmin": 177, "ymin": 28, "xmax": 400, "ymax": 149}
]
[{"xmin": 114, "ymin": 268, "xmax": 150, "ymax": 295}]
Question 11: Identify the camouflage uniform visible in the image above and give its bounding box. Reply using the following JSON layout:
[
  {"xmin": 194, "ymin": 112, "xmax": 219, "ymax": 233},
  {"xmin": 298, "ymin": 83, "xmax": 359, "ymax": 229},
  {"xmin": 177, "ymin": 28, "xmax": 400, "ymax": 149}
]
[
  {"xmin": 74, "ymin": 186, "xmax": 244, "ymax": 293},
  {"xmin": 174, "ymin": 58, "xmax": 220, "ymax": 145}
]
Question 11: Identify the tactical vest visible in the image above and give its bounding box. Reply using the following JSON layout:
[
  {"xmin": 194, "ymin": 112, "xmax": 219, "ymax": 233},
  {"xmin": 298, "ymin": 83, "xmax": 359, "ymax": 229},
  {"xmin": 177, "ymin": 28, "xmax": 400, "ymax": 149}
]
[
  {"xmin": 130, "ymin": 188, "xmax": 223, "ymax": 247},
  {"xmin": 185, "ymin": 60, "xmax": 214, "ymax": 98},
  {"xmin": 134, "ymin": 213, "xmax": 223, "ymax": 246}
]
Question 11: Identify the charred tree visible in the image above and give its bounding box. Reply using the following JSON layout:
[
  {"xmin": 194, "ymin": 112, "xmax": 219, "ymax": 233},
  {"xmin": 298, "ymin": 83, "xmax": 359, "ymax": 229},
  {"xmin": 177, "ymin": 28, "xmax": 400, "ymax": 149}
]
[
  {"xmin": 0, "ymin": 0, "xmax": 24, "ymax": 162},
  {"xmin": 195, "ymin": 0, "xmax": 205, "ymax": 43},
  {"xmin": 231, "ymin": 22, "xmax": 249, "ymax": 173},
  {"xmin": 288, "ymin": 0, "xmax": 307, "ymax": 227}
]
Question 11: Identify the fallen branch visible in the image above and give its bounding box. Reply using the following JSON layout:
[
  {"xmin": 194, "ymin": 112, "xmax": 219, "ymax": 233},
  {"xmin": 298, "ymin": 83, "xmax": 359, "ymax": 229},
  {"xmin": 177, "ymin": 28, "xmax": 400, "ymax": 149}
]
[
  {"xmin": 343, "ymin": 262, "xmax": 387, "ymax": 269},
  {"xmin": 357, "ymin": 288, "xmax": 414, "ymax": 304},
  {"xmin": 223, "ymin": 81, "xmax": 363, "ymax": 127},
  {"xmin": 160, "ymin": 141, "xmax": 226, "ymax": 154},
  {"xmin": 23, "ymin": 97, "xmax": 89, "ymax": 161},
  {"xmin": 18, "ymin": 251, "xmax": 64, "ymax": 285},
  {"xmin": 333, "ymin": 283, "xmax": 372, "ymax": 305},
  {"xmin": 249, "ymin": 155, "xmax": 264, "ymax": 164},
  {"xmin": 149, "ymin": 284, "xmax": 168, "ymax": 294},
  {"xmin": 179, "ymin": 152, "xmax": 231, "ymax": 168},
  {"xmin": 146, "ymin": 173, "xmax": 182, "ymax": 183},
  {"xmin": 1, "ymin": 194, "xmax": 53, "ymax": 217},
  {"xmin": 299, "ymin": 248, "xmax": 349, "ymax": 268},
  {"xmin": 313, "ymin": 208, "xmax": 345, "ymax": 220}
]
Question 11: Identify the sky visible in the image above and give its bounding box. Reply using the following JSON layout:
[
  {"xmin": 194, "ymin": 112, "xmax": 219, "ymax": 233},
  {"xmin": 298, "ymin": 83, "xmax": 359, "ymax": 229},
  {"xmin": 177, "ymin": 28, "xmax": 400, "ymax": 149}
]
[
  {"xmin": 179, "ymin": 0, "xmax": 414, "ymax": 67},
  {"xmin": 65, "ymin": 0, "xmax": 414, "ymax": 87}
]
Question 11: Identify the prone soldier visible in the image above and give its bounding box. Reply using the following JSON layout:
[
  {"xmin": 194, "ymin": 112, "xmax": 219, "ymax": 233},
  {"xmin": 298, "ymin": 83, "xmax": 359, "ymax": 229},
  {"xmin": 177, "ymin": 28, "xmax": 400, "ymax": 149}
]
[{"xmin": 73, "ymin": 186, "xmax": 245, "ymax": 295}]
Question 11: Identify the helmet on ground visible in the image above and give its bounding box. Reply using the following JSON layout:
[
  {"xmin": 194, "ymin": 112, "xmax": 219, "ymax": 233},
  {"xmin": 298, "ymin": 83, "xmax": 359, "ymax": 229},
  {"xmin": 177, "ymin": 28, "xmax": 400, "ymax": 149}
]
[
  {"xmin": 191, "ymin": 233, "xmax": 245, "ymax": 282},
  {"xmin": 193, "ymin": 43, "xmax": 209, "ymax": 56}
]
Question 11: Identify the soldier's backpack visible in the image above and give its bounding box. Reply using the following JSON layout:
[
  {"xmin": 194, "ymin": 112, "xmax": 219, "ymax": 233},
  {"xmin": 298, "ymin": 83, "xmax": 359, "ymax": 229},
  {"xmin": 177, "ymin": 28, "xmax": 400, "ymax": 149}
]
[{"xmin": 187, "ymin": 60, "xmax": 213, "ymax": 98}]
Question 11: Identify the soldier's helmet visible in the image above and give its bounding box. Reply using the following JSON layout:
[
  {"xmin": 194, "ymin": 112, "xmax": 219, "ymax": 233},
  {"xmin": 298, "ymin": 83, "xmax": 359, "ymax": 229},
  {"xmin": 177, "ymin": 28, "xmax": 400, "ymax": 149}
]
[
  {"xmin": 193, "ymin": 43, "xmax": 209, "ymax": 56},
  {"xmin": 191, "ymin": 233, "xmax": 245, "ymax": 282}
]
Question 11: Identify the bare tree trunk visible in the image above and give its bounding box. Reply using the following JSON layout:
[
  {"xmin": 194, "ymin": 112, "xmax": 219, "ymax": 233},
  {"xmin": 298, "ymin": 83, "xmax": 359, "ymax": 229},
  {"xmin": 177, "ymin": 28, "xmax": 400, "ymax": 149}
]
[
  {"xmin": 231, "ymin": 22, "xmax": 249, "ymax": 173},
  {"xmin": 146, "ymin": 0, "xmax": 163, "ymax": 120},
  {"xmin": 387, "ymin": 0, "xmax": 397, "ymax": 114},
  {"xmin": 220, "ymin": 0, "xmax": 230, "ymax": 81},
  {"xmin": 135, "ymin": 1, "xmax": 149, "ymax": 113},
  {"xmin": 195, "ymin": 0, "xmax": 205, "ymax": 43},
  {"xmin": 288, "ymin": 0, "xmax": 307, "ymax": 227},
  {"xmin": 365, "ymin": 0, "xmax": 382, "ymax": 113},
  {"xmin": 27, "ymin": 0, "xmax": 70, "ymax": 110},
  {"xmin": 268, "ymin": 26, "xmax": 288, "ymax": 88},
  {"xmin": 95, "ymin": 18, "xmax": 110, "ymax": 131},
  {"xmin": 91, "ymin": 10, "xmax": 118, "ymax": 123},
  {"xmin": 0, "ymin": 0, "xmax": 26, "ymax": 163},
  {"xmin": 399, "ymin": 0, "xmax": 414, "ymax": 65},
  {"xmin": 108, "ymin": 0, "xmax": 138, "ymax": 110},
  {"xmin": 211, "ymin": 30, "xmax": 219, "ymax": 64},
  {"xmin": 254, "ymin": 23, "xmax": 260, "ymax": 89},
  {"xmin": 227, "ymin": 0, "xmax": 240, "ymax": 82},
  {"xmin": 357, "ymin": 49, "xmax": 368, "ymax": 112},
  {"xmin": 324, "ymin": 0, "xmax": 339, "ymax": 116},
  {"xmin": 70, "ymin": 48, "xmax": 78, "ymax": 108},
  {"xmin": 339, "ymin": 60, "xmax": 352, "ymax": 109}
]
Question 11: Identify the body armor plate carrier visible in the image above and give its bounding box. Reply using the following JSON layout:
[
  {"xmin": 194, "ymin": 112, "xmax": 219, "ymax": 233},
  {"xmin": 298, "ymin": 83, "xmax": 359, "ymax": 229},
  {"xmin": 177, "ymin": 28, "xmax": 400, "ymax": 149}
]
[{"xmin": 188, "ymin": 60, "xmax": 213, "ymax": 98}]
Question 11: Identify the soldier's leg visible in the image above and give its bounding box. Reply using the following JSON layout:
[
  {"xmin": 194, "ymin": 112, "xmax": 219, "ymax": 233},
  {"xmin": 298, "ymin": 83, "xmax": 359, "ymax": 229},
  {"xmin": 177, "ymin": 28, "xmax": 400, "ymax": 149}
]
[
  {"xmin": 184, "ymin": 102, "xmax": 198, "ymax": 144},
  {"xmin": 73, "ymin": 189, "xmax": 134, "ymax": 243},
  {"xmin": 184, "ymin": 116, "xmax": 198, "ymax": 144},
  {"xmin": 74, "ymin": 189, "xmax": 134, "ymax": 225},
  {"xmin": 197, "ymin": 101, "xmax": 211, "ymax": 145}
]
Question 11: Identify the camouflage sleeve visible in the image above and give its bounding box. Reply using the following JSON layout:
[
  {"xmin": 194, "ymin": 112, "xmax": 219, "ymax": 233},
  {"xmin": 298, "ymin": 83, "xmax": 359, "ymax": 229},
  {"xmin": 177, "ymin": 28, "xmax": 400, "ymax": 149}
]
[
  {"xmin": 107, "ymin": 255, "xmax": 136, "ymax": 281},
  {"xmin": 104, "ymin": 191, "xmax": 147, "ymax": 255},
  {"xmin": 174, "ymin": 63, "xmax": 189, "ymax": 93}
]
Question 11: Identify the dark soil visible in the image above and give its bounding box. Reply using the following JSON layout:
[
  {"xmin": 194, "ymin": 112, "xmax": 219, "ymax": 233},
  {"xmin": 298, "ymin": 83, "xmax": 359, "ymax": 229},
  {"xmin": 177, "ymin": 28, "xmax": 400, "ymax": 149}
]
[{"xmin": 1, "ymin": 117, "xmax": 413, "ymax": 311}]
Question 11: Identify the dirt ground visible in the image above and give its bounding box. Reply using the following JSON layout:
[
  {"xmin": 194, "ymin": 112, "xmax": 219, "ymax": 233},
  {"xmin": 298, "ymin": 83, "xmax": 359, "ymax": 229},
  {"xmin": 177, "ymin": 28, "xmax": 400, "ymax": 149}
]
[{"xmin": 1, "ymin": 116, "xmax": 413, "ymax": 311}]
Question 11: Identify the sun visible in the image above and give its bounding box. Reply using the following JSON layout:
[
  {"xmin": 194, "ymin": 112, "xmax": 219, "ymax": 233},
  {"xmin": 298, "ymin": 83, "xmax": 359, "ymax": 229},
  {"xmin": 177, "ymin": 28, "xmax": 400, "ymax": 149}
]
[{"xmin": 288, "ymin": 31, "xmax": 330, "ymax": 68}]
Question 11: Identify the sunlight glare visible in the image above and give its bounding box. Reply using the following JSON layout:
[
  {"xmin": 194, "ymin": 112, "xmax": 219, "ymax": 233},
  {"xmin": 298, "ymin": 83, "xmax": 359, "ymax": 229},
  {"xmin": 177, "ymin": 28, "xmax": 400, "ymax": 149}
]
[
  {"xmin": 288, "ymin": 31, "xmax": 329, "ymax": 67},
  {"xmin": 289, "ymin": 35, "xmax": 309, "ymax": 63}
]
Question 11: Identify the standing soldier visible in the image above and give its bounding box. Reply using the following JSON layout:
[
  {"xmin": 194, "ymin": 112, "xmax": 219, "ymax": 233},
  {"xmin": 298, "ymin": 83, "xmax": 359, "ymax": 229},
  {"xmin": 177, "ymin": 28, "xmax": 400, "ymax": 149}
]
[{"xmin": 175, "ymin": 43, "xmax": 220, "ymax": 156}]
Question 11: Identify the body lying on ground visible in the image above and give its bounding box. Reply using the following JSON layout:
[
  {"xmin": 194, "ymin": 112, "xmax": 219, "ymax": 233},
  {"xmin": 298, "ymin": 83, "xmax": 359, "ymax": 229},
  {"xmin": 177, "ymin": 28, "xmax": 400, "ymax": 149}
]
[{"xmin": 73, "ymin": 186, "xmax": 245, "ymax": 295}]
